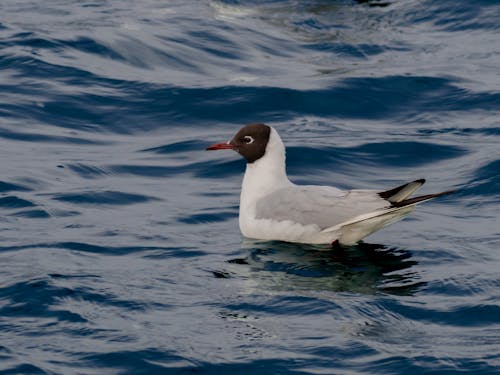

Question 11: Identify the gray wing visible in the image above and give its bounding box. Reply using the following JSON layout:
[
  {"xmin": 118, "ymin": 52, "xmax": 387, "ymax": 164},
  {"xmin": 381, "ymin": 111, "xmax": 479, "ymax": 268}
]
[{"xmin": 255, "ymin": 185, "xmax": 389, "ymax": 229}]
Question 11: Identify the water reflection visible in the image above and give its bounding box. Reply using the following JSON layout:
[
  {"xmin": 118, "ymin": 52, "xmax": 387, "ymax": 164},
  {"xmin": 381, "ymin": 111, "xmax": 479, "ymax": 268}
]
[{"xmin": 224, "ymin": 240, "xmax": 425, "ymax": 296}]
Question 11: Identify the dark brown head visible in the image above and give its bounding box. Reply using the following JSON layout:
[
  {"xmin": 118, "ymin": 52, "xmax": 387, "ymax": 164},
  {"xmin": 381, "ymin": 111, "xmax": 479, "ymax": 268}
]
[{"xmin": 206, "ymin": 124, "xmax": 271, "ymax": 163}]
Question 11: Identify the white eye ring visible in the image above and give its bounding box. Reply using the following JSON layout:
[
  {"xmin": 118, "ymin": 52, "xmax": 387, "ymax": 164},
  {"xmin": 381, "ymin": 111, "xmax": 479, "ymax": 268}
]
[{"xmin": 243, "ymin": 136, "xmax": 255, "ymax": 144}]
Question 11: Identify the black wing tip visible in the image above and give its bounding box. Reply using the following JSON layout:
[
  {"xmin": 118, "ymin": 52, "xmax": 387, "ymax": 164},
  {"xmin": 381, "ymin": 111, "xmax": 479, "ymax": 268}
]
[
  {"xmin": 378, "ymin": 178, "xmax": 426, "ymax": 199},
  {"xmin": 391, "ymin": 189, "xmax": 455, "ymax": 208}
]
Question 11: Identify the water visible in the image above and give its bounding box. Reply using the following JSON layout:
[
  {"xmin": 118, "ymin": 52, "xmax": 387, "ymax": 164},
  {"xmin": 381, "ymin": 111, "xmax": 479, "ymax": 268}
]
[{"xmin": 1, "ymin": 0, "xmax": 499, "ymax": 373}]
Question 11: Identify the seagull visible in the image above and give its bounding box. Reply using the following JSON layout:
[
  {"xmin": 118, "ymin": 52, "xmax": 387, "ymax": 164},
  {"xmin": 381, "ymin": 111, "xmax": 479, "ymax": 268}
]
[{"xmin": 207, "ymin": 123, "xmax": 453, "ymax": 246}]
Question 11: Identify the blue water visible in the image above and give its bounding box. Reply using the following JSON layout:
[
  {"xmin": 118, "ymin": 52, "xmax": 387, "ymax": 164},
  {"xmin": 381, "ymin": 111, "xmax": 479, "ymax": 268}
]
[{"xmin": 1, "ymin": 0, "xmax": 499, "ymax": 373}]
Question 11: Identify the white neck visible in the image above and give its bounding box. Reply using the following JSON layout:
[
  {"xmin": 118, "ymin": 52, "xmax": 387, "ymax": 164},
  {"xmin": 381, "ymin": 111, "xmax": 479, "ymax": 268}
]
[{"xmin": 240, "ymin": 127, "xmax": 291, "ymax": 206}]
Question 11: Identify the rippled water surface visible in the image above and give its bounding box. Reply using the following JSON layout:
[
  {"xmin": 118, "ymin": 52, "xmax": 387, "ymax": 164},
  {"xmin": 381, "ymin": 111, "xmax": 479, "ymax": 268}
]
[{"xmin": 1, "ymin": 0, "xmax": 500, "ymax": 373}]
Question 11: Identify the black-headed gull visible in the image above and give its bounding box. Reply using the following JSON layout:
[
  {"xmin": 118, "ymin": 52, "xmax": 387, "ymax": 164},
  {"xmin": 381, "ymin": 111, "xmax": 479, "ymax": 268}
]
[{"xmin": 207, "ymin": 124, "xmax": 452, "ymax": 245}]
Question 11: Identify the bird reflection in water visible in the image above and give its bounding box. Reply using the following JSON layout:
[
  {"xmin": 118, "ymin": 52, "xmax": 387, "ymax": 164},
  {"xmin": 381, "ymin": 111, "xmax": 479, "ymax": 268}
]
[{"xmin": 221, "ymin": 240, "xmax": 425, "ymax": 296}]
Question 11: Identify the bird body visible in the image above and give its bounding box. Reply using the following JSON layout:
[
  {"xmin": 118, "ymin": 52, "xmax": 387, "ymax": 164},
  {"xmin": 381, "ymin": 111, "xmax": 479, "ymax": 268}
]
[{"xmin": 207, "ymin": 124, "xmax": 452, "ymax": 245}]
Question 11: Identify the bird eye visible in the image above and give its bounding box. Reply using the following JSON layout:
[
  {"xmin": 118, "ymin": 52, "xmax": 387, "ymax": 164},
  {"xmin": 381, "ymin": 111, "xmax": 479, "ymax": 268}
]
[{"xmin": 243, "ymin": 136, "xmax": 255, "ymax": 144}]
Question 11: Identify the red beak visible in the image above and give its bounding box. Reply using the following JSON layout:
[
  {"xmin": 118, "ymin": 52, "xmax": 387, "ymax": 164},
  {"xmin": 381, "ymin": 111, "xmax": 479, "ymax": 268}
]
[{"xmin": 206, "ymin": 142, "xmax": 235, "ymax": 151}]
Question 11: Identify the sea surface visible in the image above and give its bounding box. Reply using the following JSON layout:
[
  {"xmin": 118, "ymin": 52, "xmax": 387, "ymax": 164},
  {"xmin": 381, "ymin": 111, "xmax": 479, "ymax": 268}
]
[{"xmin": 1, "ymin": 1, "xmax": 499, "ymax": 374}]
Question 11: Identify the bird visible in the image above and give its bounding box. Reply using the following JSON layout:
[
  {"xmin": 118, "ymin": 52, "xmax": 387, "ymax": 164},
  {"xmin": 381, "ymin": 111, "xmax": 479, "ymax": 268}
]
[{"xmin": 206, "ymin": 123, "xmax": 453, "ymax": 246}]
